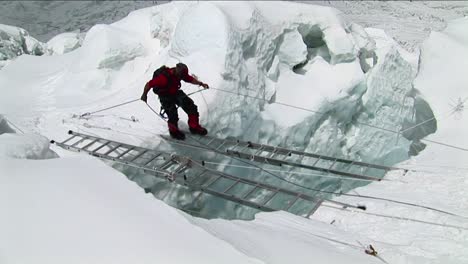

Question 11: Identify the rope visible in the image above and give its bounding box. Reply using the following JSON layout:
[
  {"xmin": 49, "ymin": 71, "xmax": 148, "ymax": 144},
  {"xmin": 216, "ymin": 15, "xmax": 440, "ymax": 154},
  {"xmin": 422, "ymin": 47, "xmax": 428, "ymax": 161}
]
[
  {"xmin": 198, "ymin": 161, "xmax": 465, "ymax": 218},
  {"xmin": 79, "ymin": 98, "xmax": 140, "ymax": 118},
  {"xmin": 323, "ymin": 204, "xmax": 468, "ymax": 231},
  {"xmin": 421, "ymin": 138, "xmax": 468, "ymax": 152},
  {"xmin": 210, "ymin": 87, "xmax": 324, "ymax": 114},
  {"xmin": 3, "ymin": 116, "xmax": 25, "ymax": 134},
  {"xmin": 202, "ymin": 161, "xmax": 381, "ymax": 182},
  {"xmin": 210, "ymin": 87, "xmax": 468, "ymax": 153},
  {"xmin": 186, "ymin": 134, "xmax": 365, "ymax": 211},
  {"xmin": 144, "ymin": 93, "xmax": 467, "ymax": 218},
  {"xmin": 143, "ymin": 103, "xmax": 364, "ymax": 210}
]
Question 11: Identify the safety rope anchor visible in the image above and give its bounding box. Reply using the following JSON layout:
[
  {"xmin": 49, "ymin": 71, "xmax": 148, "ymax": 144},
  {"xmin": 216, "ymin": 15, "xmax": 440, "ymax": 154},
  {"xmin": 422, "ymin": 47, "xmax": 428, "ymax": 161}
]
[{"xmin": 365, "ymin": 244, "xmax": 378, "ymax": 256}]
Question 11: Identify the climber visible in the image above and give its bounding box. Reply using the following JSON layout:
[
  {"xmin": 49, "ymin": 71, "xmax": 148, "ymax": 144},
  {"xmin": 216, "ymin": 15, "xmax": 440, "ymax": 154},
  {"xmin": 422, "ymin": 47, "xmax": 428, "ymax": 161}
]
[{"xmin": 140, "ymin": 63, "xmax": 209, "ymax": 140}]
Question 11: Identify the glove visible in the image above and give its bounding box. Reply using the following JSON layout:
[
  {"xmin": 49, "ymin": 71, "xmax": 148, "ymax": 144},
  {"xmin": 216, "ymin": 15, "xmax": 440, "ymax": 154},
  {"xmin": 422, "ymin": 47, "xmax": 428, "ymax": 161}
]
[
  {"xmin": 141, "ymin": 94, "xmax": 148, "ymax": 103},
  {"xmin": 200, "ymin": 82, "xmax": 209, "ymax": 89}
]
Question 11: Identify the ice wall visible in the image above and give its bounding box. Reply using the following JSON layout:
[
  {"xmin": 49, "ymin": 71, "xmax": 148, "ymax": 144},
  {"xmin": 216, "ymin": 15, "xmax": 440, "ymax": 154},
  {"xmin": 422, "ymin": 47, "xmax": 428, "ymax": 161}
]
[
  {"xmin": 0, "ymin": 1, "xmax": 437, "ymax": 219},
  {"xmin": 139, "ymin": 1, "xmax": 436, "ymax": 218},
  {"xmin": 0, "ymin": 24, "xmax": 48, "ymax": 69}
]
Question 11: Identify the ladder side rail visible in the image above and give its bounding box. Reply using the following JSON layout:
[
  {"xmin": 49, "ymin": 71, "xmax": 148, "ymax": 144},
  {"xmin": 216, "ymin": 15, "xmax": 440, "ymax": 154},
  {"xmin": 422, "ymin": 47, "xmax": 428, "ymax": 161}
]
[
  {"xmin": 306, "ymin": 199, "xmax": 324, "ymax": 218},
  {"xmin": 226, "ymin": 150, "xmax": 381, "ymax": 182},
  {"xmin": 190, "ymin": 160, "xmax": 323, "ymax": 205},
  {"xmin": 199, "ymin": 188, "xmax": 276, "ymax": 212},
  {"xmin": 233, "ymin": 138, "xmax": 400, "ymax": 171}
]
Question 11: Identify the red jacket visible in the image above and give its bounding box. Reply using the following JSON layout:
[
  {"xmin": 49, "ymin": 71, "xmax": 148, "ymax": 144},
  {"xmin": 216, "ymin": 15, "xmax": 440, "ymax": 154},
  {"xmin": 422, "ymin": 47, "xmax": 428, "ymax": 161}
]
[{"xmin": 146, "ymin": 68, "xmax": 198, "ymax": 96}]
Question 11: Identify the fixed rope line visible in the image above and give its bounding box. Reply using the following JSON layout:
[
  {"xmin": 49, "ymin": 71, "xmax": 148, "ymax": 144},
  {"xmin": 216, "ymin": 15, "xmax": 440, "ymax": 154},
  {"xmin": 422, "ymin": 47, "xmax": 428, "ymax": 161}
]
[
  {"xmin": 79, "ymin": 98, "xmax": 140, "ymax": 118},
  {"xmin": 421, "ymin": 138, "xmax": 468, "ymax": 152},
  {"xmin": 186, "ymin": 134, "xmax": 366, "ymax": 211},
  {"xmin": 197, "ymin": 161, "xmax": 464, "ymax": 218},
  {"xmin": 210, "ymin": 87, "xmax": 324, "ymax": 114},
  {"xmin": 141, "ymin": 103, "xmax": 467, "ymax": 219},
  {"xmin": 202, "ymin": 161, "xmax": 377, "ymax": 182},
  {"xmin": 211, "ymin": 87, "xmax": 468, "ymax": 153},
  {"xmin": 323, "ymin": 204, "xmax": 468, "ymax": 231},
  {"xmin": 4, "ymin": 116, "xmax": 25, "ymax": 134},
  {"xmin": 144, "ymin": 103, "xmax": 364, "ymax": 210}
]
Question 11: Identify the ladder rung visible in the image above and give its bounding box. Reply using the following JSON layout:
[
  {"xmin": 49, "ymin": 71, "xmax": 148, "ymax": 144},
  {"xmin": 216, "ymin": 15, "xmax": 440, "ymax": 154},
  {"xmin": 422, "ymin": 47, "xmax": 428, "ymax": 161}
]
[
  {"xmin": 158, "ymin": 159, "xmax": 175, "ymax": 170},
  {"xmin": 192, "ymin": 191, "xmax": 204, "ymax": 205},
  {"xmin": 328, "ymin": 159, "xmax": 337, "ymax": 170},
  {"xmin": 70, "ymin": 136, "xmax": 88, "ymax": 148},
  {"xmin": 312, "ymin": 156, "xmax": 321, "ymax": 167},
  {"xmin": 223, "ymin": 180, "xmax": 239, "ymax": 193},
  {"xmin": 61, "ymin": 135, "xmax": 76, "ymax": 144},
  {"xmin": 284, "ymin": 195, "xmax": 300, "ymax": 211},
  {"xmin": 254, "ymin": 146, "xmax": 264, "ymax": 156},
  {"xmin": 205, "ymin": 137, "xmax": 217, "ymax": 146},
  {"xmin": 203, "ymin": 175, "xmax": 222, "ymax": 188},
  {"xmin": 185, "ymin": 170, "xmax": 208, "ymax": 185},
  {"xmin": 130, "ymin": 150, "xmax": 147, "ymax": 162},
  {"xmin": 82, "ymin": 138, "xmax": 100, "ymax": 150},
  {"xmin": 215, "ymin": 141, "xmax": 226, "ymax": 151},
  {"xmin": 103, "ymin": 144, "xmax": 122, "ymax": 156},
  {"xmin": 242, "ymin": 185, "xmax": 258, "ymax": 199},
  {"xmin": 306, "ymin": 200, "xmax": 323, "ymax": 218},
  {"xmin": 237, "ymin": 143, "xmax": 251, "ymax": 153},
  {"xmin": 91, "ymin": 141, "xmax": 110, "ymax": 153},
  {"xmin": 267, "ymin": 149, "xmax": 278, "ymax": 159},
  {"xmin": 116, "ymin": 147, "xmax": 134, "ymax": 159},
  {"xmin": 174, "ymin": 164, "xmax": 188, "ymax": 174},
  {"xmin": 143, "ymin": 153, "xmax": 162, "ymax": 166},
  {"xmin": 229, "ymin": 142, "xmax": 240, "ymax": 152},
  {"xmin": 261, "ymin": 190, "xmax": 278, "ymax": 206}
]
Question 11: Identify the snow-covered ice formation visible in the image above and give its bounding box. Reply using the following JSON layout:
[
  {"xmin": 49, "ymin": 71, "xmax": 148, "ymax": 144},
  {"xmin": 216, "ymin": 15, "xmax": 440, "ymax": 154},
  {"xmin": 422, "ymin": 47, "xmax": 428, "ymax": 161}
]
[
  {"xmin": 0, "ymin": 24, "xmax": 48, "ymax": 69},
  {"xmin": 0, "ymin": 0, "xmax": 436, "ymax": 219},
  {"xmin": 1, "ymin": 1, "xmax": 467, "ymax": 264},
  {"xmin": 47, "ymin": 32, "xmax": 83, "ymax": 55}
]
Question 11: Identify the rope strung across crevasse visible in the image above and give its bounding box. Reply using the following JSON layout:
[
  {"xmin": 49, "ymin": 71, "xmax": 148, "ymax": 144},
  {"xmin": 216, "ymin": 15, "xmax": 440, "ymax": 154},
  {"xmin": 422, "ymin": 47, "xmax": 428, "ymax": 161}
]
[
  {"xmin": 210, "ymin": 87, "xmax": 468, "ymax": 152},
  {"xmin": 322, "ymin": 204, "xmax": 468, "ymax": 231},
  {"xmin": 138, "ymin": 96, "xmax": 468, "ymax": 218},
  {"xmin": 156, "ymin": 137, "xmax": 465, "ymax": 218},
  {"xmin": 78, "ymin": 98, "xmax": 140, "ymax": 118},
  {"xmin": 3, "ymin": 116, "xmax": 25, "ymax": 134},
  {"xmin": 145, "ymin": 102, "xmax": 367, "ymax": 211}
]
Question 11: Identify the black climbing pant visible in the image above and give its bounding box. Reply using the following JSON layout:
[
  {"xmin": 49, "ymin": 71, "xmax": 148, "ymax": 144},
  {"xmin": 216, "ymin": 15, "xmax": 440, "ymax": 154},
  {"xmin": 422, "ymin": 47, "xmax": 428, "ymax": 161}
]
[{"xmin": 158, "ymin": 90, "xmax": 198, "ymax": 125}]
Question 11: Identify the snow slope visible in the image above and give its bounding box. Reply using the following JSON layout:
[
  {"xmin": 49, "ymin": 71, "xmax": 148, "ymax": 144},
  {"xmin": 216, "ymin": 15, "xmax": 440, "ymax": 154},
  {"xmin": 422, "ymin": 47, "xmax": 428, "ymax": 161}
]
[
  {"xmin": 312, "ymin": 17, "xmax": 468, "ymax": 264},
  {"xmin": 0, "ymin": 155, "xmax": 262, "ymax": 264}
]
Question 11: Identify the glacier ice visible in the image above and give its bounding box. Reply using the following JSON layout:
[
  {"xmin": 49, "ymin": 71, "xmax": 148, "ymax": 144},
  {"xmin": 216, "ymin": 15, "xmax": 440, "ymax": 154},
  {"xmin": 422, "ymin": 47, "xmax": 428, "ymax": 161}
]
[
  {"xmin": 0, "ymin": 24, "xmax": 48, "ymax": 69},
  {"xmin": 0, "ymin": 1, "xmax": 438, "ymax": 220}
]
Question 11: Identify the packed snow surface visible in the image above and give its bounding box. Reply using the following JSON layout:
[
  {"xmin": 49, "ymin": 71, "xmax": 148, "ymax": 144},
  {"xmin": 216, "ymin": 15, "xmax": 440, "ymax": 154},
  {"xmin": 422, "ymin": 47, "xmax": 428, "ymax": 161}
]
[{"xmin": 1, "ymin": 1, "xmax": 468, "ymax": 264}]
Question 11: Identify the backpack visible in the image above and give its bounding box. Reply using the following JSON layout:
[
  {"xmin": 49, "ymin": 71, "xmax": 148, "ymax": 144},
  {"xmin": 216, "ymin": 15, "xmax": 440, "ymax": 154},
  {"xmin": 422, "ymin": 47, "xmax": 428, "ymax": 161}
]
[{"xmin": 152, "ymin": 65, "xmax": 173, "ymax": 95}]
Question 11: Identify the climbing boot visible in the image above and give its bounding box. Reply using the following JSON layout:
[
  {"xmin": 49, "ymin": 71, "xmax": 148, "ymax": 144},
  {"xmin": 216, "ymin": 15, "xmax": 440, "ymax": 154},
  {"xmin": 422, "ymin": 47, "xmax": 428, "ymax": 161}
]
[
  {"xmin": 188, "ymin": 114, "xmax": 208, "ymax": 136},
  {"xmin": 168, "ymin": 122, "xmax": 185, "ymax": 140}
]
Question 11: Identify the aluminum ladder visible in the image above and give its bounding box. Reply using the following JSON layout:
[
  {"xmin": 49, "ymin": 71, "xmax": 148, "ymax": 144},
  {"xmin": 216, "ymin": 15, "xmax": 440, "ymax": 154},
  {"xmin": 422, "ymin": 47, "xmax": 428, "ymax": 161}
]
[
  {"xmin": 51, "ymin": 130, "xmax": 363, "ymax": 218},
  {"xmin": 170, "ymin": 135, "xmax": 408, "ymax": 182}
]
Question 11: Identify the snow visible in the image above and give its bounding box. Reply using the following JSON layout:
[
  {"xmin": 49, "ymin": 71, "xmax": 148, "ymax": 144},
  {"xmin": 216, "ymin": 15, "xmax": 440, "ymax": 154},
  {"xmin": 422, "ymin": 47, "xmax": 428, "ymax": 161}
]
[
  {"xmin": 47, "ymin": 32, "xmax": 83, "ymax": 55},
  {"xmin": 190, "ymin": 211, "xmax": 381, "ymax": 264},
  {"xmin": 1, "ymin": 1, "xmax": 468, "ymax": 264},
  {"xmin": 311, "ymin": 17, "xmax": 468, "ymax": 264},
  {"xmin": 0, "ymin": 133, "xmax": 57, "ymax": 159},
  {"xmin": 414, "ymin": 17, "xmax": 468, "ymax": 165},
  {"xmin": 0, "ymin": 156, "xmax": 261, "ymax": 264},
  {"xmin": 0, "ymin": 24, "xmax": 47, "ymax": 69}
]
